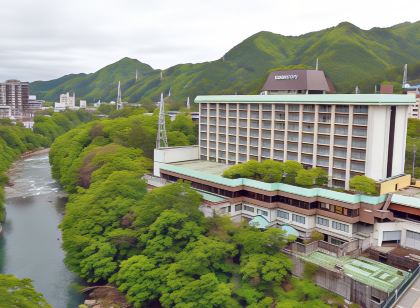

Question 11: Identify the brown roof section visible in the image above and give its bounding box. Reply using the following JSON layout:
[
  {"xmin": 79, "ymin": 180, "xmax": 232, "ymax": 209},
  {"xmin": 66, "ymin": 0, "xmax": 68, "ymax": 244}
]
[
  {"xmin": 380, "ymin": 84, "xmax": 394, "ymax": 94},
  {"xmin": 262, "ymin": 70, "xmax": 333, "ymax": 93}
]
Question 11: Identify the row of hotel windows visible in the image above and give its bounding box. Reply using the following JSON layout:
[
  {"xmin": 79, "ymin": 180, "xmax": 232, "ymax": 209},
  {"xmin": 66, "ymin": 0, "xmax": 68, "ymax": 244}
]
[
  {"xmin": 161, "ymin": 173, "xmax": 359, "ymax": 217},
  {"xmin": 201, "ymin": 103, "xmax": 369, "ymax": 114},
  {"xmin": 201, "ymin": 114, "xmax": 368, "ymax": 126},
  {"xmin": 200, "ymin": 121, "xmax": 367, "ymax": 137},
  {"xmin": 234, "ymin": 204, "xmax": 351, "ymax": 233},
  {"xmin": 200, "ymin": 148, "xmax": 365, "ymax": 174},
  {"xmin": 201, "ymin": 130, "xmax": 367, "ymax": 145}
]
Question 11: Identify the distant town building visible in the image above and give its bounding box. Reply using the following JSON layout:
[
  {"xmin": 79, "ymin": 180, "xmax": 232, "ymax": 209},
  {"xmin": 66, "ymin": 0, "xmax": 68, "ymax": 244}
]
[
  {"xmin": 54, "ymin": 92, "xmax": 76, "ymax": 111},
  {"xmin": 79, "ymin": 100, "xmax": 87, "ymax": 109},
  {"xmin": 407, "ymin": 91, "xmax": 420, "ymax": 119},
  {"xmin": 380, "ymin": 84, "xmax": 394, "ymax": 94},
  {"xmin": 0, "ymin": 79, "xmax": 29, "ymax": 118},
  {"xmin": 260, "ymin": 70, "xmax": 335, "ymax": 95},
  {"xmin": 26, "ymin": 95, "xmax": 44, "ymax": 112}
]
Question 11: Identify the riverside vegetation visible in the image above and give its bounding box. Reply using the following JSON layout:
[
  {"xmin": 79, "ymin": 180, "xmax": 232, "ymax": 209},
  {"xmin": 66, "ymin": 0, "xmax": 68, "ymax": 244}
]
[
  {"xmin": 49, "ymin": 110, "xmax": 345, "ymax": 307},
  {"xmin": 0, "ymin": 110, "xmax": 93, "ymax": 307}
]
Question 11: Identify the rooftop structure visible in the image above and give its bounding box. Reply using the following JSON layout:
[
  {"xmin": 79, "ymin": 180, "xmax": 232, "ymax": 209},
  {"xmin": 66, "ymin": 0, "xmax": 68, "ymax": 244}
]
[
  {"xmin": 261, "ymin": 69, "xmax": 335, "ymax": 95},
  {"xmin": 196, "ymin": 94, "xmax": 415, "ymax": 189}
]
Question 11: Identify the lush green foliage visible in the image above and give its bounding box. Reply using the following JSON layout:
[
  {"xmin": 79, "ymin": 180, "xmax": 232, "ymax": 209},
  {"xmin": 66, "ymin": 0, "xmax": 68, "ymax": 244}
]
[
  {"xmin": 50, "ymin": 116, "xmax": 338, "ymax": 307},
  {"xmin": 406, "ymin": 118, "xmax": 420, "ymax": 179},
  {"xmin": 0, "ymin": 274, "xmax": 51, "ymax": 308},
  {"xmin": 30, "ymin": 22, "xmax": 420, "ymax": 107},
  {"xmin": 223, "ymin": 160, "xmax": 328, "ymax": 187},
  {"xmin": 33, "ymin": 109, "xmax": 93, "ymax": 143},
  {"xmin": 349, "ymin": 175, "xmax": 378, "ymax": 195}
]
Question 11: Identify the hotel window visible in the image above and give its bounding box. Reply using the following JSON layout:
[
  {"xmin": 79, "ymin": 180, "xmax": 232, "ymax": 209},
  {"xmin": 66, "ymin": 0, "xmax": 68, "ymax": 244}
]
[
  {"xmin": 244, "ymin": 205, "xmax": 254, "ymax": 212},
  {"xmin": 316, "ymin": 217, "xmax": 329, "ymax": 227},
  {"xmin": 289, "ymin": 105, "xmax": 299, "ymax": 112},
  {"xmin": 257, "ymin": 209, "xmax": 268, "ymax": 216},
  {"xmin": 332, "ymin": 221, "xmax": 349, "ymax": 233},
  {"xmin": 235, "ymin": 204, "xmax": 242, "ymax": 211},
  {"xmin": 319, "ymin": 202, "xmax": 330, "ymax": 210},
  {"xmin": 275, "ymin": 104, "xmax": 285, "ymax": 111},
  {"xmin": 277, "ymin": 210, "xmax": 289, "ymax": 220},
  {"xmin": 319, "ymin": 114, "xmax": 331, "ymax": 123},
  {"xmin": 292, "ymin": 214, "xmax": 305, "ymax": 224}
]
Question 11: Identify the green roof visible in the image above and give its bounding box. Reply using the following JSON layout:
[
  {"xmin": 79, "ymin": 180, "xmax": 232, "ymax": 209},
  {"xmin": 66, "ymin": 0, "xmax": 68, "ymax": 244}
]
[
  {"xmin": 194, "ymin": 189, "xmax": 226, "ymax": 203},
  {"xmin": 391, "ymin": 194, "xmax": 420, "ymax": 209},
  {"xmin": 302, "ymin": 251, "xmax": 408, "ymax": 293},
  {"xmin": 160, "ymin": 163, "xmax": 387, "ymax": 205},
  {"xmin": 194, "ymin": 94, "xmax": 415, "ymax": 105},
  {"xmin": 249, "ymin": 215, "xmax": 270, "ymax": 229}
]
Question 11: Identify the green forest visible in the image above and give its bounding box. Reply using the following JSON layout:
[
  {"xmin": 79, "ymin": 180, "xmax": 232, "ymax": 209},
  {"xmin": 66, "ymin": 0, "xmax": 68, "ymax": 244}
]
[
  {"xmin": 30, "ymin": 21, "xmax": 420, "ymax": 107},
  {"xmin": 48, "ymin": 111, "xmax": 344, "ymax": 307}
]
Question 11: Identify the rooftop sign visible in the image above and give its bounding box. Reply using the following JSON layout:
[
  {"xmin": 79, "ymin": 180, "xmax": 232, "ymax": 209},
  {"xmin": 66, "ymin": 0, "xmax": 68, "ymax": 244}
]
[{"xmin": 274, "ymin": 74, "xmax": 298, "ymax": 80}]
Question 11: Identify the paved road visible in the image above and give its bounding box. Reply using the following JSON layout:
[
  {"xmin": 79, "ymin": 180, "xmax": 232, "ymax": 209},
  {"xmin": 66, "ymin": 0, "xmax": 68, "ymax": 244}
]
[{"xmin": 396, "ymin": 274, "xmax": 420, "ymax": 308}]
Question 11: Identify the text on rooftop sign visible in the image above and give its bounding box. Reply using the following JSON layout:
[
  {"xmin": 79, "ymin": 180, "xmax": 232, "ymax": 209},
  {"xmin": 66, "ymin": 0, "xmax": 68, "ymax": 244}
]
[{"xmin": 274, "ymin": 74, "xmax": 298, "ymax": 80}]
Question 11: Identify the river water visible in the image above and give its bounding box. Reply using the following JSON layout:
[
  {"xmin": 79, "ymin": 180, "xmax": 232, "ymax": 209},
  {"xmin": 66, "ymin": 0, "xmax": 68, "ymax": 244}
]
[{"xmin": 0, "ymin": 152, "xmax": 84, "ymax": 308}]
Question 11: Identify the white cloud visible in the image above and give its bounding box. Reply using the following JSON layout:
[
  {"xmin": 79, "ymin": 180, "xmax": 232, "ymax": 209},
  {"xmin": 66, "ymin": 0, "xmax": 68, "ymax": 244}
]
[{"xmin": 0, "ymin": 0, "xmax": 418, "ymax": 81}]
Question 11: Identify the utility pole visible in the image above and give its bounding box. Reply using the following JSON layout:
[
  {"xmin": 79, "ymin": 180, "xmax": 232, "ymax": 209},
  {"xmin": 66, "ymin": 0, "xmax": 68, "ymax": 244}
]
[
  {"xmin": 116, "ymin": 81, "xmax": 122, "ymax": 110},
  {"xmin": 413, "ymin": 144, "xmax": 417, "ymax": 179},
  {"xmin": 402, "ymin": 64, "xmax": 408, "ymax": 88},
  {"xmin": 315, "ymin": 58, "xmax": 319, "ymax": 70},
  {"xmin": 156, "ymin": 93, "xmax": 168, "ymax": 149},
  {"xmin": 186, "ymin": 97, "xmax": 190, "ymax": 109}
]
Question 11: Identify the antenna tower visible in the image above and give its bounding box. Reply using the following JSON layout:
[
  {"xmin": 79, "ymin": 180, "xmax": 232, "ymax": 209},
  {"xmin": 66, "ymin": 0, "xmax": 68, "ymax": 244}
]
[
  {"xmin": 355, "ymin": 85, "xmax": 360, "ymax": 94},
  {"xmin": 160, "ymin": 71, "xmax": 163, "ymax": 81},
  {"xmin": 402, "ymin": 64, "xmax": 408, "ymax": 88},
  {"xmin": 135, "ymin": 69, "xmax": 138, "ymax": 81},
  {"xmin": 156, "ymin": 93, "xmax": 168, "ymax": 149},
  {"xmin": 116, "ymin": 81, "xmax": 123, "ymax": 110}
]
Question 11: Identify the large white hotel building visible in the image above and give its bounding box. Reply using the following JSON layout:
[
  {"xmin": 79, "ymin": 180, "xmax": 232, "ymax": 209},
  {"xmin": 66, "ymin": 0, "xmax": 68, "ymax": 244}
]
[{"xmin": 196, "ymin": 71, "xmax": 415, "ymax": 189}]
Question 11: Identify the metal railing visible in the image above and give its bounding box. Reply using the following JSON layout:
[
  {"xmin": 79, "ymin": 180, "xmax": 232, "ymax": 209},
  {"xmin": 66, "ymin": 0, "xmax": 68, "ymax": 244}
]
[{"xmin": 380, "ymin": 265, "xmax": 420, "ymax": 308}]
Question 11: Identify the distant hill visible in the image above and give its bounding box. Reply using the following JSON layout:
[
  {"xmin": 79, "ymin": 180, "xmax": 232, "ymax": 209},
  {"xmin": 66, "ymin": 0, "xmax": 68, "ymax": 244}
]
[{"xmin": 30, "ymin": 21, "xmax": 420, "ymax": 106}]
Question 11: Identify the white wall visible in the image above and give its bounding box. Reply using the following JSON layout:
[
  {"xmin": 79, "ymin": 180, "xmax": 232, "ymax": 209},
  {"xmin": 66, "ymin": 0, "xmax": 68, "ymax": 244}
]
[
  {"xmin": 375, "ymin": 220, "xmax": 420, "ymax": 248},
  {"xmin": 392, "ymin": 106, "xmax": 408, "ymax": 176},
  {"xmin": 365, "ymin": 106, "xmax": 389, "ymax": 180},
  {"xmin": 153, "ymin": 146, "xmax": 199, "ymax": 176}
]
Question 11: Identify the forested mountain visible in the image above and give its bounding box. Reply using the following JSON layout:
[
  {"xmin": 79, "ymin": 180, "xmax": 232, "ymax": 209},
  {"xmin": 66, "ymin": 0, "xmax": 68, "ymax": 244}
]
[{"xmin": 30, "ymin": 21, "xmax": 420, "ymax": 106}]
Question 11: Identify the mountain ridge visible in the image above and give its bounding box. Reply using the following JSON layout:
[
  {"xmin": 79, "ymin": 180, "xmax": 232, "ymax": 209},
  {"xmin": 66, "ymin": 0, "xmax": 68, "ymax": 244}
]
[{"xmin": 30, "ymin": 21, "xmax": 420, "ymax": 106}]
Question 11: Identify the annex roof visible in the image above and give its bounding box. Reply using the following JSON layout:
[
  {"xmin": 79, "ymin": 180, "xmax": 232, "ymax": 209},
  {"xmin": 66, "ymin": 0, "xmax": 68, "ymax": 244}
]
[
  {"xmin": 302, "ymin": 251, "xmax": 408, "ymax": 293},
  {"xmin": 194, "ymin": 94, "xmax": 415, "ymax": 105},
  {"xmin": 159, "ymin": 161, "xmax": 388, "ymax": 205}
]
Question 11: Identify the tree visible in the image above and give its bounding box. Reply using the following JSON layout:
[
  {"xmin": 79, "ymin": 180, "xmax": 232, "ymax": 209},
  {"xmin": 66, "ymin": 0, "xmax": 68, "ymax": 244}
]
[
  {"xmin": 162, "ymin": 273, "xmax": 234, "ymax": 308},
  {"xmin": 112, "ymin": 255, "xmax": 165, "ymax": 305},
  {"xmin": 283, "ymin": 161, "xmax": 304, "ymax": 184},
  {"xmin": 257, "ymin": 160, "xmax": 284, "ymax": 182},
  {"xmin": 349, "ymin": 175, "xmax": 378, "ymax": 195},
  {"xmin": 0, "ymin": 274, "xmax": 51, "ymax": 308},
  {"xmin": 295, "ymin": 169, "xmax": 316, "ymax": 187},
  {"xmin": 240, "ymin": 253, "xmax": 291, "ymax": 284}
]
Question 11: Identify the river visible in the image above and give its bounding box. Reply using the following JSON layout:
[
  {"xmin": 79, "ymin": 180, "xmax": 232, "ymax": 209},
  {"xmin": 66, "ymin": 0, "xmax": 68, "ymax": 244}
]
[{"xmin": 0, "ymin": 151, "xmax": 84, "ymax": 308}]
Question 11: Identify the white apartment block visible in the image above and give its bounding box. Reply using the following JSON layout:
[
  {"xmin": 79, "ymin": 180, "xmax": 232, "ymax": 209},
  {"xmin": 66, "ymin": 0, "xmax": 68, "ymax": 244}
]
[
  {"xmin": 0, "ymin": 79, "xmax": 29, "ymax": 118},
  {"xmin": 196, "ymin": 94, "xmax": 415, "ymax": 189}
]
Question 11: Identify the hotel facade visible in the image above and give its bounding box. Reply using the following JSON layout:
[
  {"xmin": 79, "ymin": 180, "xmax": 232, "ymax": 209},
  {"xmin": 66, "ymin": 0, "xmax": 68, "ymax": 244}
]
[{"xmin": 196, "ymin": 94, "xmax": 413, "ymax": 189}]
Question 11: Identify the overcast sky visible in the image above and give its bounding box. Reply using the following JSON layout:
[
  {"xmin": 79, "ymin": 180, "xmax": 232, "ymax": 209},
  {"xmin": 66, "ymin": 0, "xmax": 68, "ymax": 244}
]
[{"xmin": 1, "ymin": 0, "xmax": 418, "ymax": 82}]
